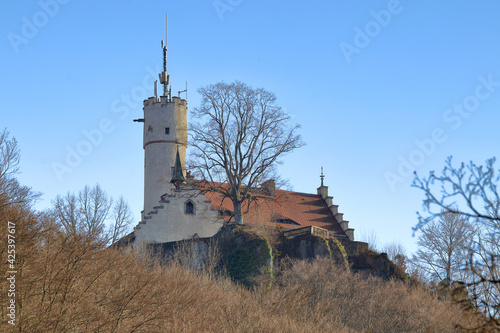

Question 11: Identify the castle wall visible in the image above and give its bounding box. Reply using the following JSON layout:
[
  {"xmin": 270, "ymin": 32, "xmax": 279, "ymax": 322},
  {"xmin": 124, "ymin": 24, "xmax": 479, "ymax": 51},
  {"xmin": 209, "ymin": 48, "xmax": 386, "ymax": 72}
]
[{"xmin": 134, "ymin": 185, "xmax": 223, "ymax": 246}]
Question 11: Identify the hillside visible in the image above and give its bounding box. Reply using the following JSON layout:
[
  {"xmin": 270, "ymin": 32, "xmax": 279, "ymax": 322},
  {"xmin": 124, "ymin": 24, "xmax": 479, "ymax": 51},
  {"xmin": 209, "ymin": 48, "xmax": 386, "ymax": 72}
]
[{"xmin": 1, "ymin": 204, "xmax": 479, "ymax": 332}]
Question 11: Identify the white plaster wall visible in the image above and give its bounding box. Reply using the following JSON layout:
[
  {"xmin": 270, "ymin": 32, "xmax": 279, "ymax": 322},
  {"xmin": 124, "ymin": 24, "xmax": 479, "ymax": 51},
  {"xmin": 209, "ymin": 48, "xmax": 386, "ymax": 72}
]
[{"xmin": 134, "ymin": 187, "xmax": 223, "ymax": 245}]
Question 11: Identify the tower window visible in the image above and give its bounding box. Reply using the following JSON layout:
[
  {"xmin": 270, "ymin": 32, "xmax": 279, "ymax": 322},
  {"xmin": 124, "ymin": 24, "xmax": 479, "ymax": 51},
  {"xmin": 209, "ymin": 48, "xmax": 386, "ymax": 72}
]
[
  {"xmin": 165, "ymin": 127, "xmax": 170, "ymax": 134},
  {"xmin": 185, "ymin": 201, "xmax": 195, "ymax": 215}
]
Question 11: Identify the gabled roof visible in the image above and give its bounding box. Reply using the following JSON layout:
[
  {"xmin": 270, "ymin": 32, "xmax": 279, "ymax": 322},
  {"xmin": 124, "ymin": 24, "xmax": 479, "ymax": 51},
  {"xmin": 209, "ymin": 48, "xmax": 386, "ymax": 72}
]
[{"xmin": 204, "ymin": 188, "xmax": 346, "ymax": 236}]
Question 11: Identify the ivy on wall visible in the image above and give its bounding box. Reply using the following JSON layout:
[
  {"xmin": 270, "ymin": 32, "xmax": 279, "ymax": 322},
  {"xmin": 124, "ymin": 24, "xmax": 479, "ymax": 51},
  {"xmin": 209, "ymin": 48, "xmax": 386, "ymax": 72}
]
[{"xmin": 225, "ymin": 236, "xmax": 272, "ymax": 288}]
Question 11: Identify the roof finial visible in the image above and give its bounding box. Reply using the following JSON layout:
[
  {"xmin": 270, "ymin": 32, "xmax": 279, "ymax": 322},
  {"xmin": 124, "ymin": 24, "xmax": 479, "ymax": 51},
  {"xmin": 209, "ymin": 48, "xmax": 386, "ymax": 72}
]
[{"xmin": 320, "ymin": 167, "xmax": 325, "ymax": 187}]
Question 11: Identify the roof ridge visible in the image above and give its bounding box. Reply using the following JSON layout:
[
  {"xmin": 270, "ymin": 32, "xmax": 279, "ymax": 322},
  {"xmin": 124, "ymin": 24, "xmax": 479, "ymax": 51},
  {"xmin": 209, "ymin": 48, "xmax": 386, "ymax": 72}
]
[{"xmin": 275, "ymin": 188, "xmax": 321, "ymax": 197}]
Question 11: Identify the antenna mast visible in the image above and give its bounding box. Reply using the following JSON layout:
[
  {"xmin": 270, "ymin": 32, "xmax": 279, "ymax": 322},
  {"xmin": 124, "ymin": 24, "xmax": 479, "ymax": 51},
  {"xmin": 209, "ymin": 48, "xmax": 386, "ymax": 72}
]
[
  {"xmin": 159, "ymin": 14, "xmax": 170, "ymax": 100},
  {"xmin": 178, "ymin": 81, "xmax": 187, "ymax": 99}
]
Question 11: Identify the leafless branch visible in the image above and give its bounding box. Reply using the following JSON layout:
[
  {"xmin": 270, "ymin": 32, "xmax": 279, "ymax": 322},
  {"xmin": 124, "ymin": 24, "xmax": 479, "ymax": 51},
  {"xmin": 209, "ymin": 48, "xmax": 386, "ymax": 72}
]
[{"xmin": 189, "ymin": 81, "xmax": 304, "ymax": 224}]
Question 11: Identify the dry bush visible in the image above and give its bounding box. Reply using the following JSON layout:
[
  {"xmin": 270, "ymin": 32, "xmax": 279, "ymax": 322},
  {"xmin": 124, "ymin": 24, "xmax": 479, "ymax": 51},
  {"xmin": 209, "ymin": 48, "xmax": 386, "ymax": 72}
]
[
  {"xmin": 0, "ymin": 195, "xmax": 481, "ymax": 333},
  {"xmin": 245, "ymin": 223, "xmax": 284, "ymax": 251},
  {"xmin": 2, "ymin": 201, "xmax": 350, "ymax": 332},
  {"xmin": 1, "ymin": 206, "xmax": 478, "ymax": 333},
  {"xmin": 258, "ymin": 258, "xmax": 474, "ymax": 333},
  {"xmin": 0, "ymin": 187, "xmax": 480, "ymax": 332},
  {"xmin": 166, "ymin": 238, "xmax": 223, "ymax": 279}
]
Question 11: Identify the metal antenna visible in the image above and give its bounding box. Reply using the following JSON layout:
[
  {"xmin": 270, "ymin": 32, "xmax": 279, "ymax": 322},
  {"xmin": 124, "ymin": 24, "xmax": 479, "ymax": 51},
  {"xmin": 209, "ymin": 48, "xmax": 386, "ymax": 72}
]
[
  {"xmin": 178, "ymin": 81, "xmax": 188, "ymax": 99},
  {"xmin": 159, "ymin": 14, "xmax": 170, "ymax": 100}
]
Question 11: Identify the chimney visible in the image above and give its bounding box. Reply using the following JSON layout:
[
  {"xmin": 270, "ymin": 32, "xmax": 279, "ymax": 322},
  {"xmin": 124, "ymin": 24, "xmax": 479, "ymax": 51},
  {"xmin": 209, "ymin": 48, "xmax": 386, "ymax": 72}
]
[{"xmin": 261, "ymin": 179, "xmax": 276, "ymax": 197}]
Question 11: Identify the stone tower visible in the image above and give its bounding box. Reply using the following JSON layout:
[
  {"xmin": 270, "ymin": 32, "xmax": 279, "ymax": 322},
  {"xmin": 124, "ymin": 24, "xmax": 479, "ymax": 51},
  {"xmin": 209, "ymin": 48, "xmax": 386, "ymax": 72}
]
[
  {"xmin": 132, "ymin": 17, "xmax": 222, "ymax": 246},
  {"xmin": 142, "ymin": 95, "xmax": 187, "ymax": 219},
  {"xmin": 140, "ymin": 15, "xmax": 188, "ymax": 219}
]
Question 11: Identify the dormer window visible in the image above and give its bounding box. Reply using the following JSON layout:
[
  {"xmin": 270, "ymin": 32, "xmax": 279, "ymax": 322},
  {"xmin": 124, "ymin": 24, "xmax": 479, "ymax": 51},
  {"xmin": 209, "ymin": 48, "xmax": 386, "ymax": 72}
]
[
  {"xmin": 185, "ymin": 201, "xmax": 195, "ymax": 215},
  {"xmin": 272, "ymin": 214, "xmax": 300, "ymax": 225},
  {"xmin": 276, "ymin": 218, "xmax": 300, "ymax": 225}
]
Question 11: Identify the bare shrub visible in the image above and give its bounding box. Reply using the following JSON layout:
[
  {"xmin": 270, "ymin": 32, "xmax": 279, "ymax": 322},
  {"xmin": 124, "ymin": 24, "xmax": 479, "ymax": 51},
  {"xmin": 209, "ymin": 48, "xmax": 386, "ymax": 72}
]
[
  {"xmin": 2, "ymin": 199, "xmax": 350, "ymax": 332},
  {"xmin": 2, "ymin": 202, "xmax": 473, "ymax": 332},
  {"xmin": 358, "ymin": 228, "xmax": 380, "ymax": 252},
  {"xmin": 167, "ymin": 238, "xmax": 223, "ymax": 279},
  {"xmin": 259, "ymin": 258, "xmax": 472, "ymax": 333}
]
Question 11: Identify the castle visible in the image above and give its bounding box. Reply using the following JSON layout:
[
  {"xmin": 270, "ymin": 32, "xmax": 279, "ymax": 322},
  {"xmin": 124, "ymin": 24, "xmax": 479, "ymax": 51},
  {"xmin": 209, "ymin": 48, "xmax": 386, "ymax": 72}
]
[{"xmin": 125, "ymin": 19, "xmax": 356, "ymax": 250}]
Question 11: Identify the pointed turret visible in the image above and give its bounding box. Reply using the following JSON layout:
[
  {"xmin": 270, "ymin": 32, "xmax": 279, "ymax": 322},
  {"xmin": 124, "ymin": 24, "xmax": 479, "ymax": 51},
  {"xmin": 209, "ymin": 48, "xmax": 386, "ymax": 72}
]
[{"xmin": 171, "ymin": 146, "xmax": 186, "ymax": 187}]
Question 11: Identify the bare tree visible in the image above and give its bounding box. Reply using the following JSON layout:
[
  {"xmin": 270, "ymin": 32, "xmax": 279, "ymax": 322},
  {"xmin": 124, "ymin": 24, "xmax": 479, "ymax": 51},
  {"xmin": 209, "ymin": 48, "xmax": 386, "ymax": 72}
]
[
  {"xmin": 358, "ymin": 228, "xmax": 380, "ymax": 252},
  {"xmin": 383, "ymin": 241, "xmax": 406, "ymax": 261},
  {"xmin": 382, "ymin": 241, "xmax": 409, "ymax": 273},
  {"xmin": 413, "ymin": 157, "xmax": 499, "ymax": 230},
  {"xmin": 52, "ymin": 184, "xmax": 133, "ymax": 244},
  {"xmin": 413, "ymin": 156, "xmax": 500, "ymax": 327},
  {"xmin": 189, "ymin": 81, "xmax": 303, "ymax": 224},
  {"xmin": 109, "ymin": 195, "xmax": 134, "ymax": 245},
  {"xmin": 0, "ymin": 128, "xmax": 40, "ymax": 208},
  {"xmin": 411, "ymin": 212, "xmax": 475, "ymax": 286}
]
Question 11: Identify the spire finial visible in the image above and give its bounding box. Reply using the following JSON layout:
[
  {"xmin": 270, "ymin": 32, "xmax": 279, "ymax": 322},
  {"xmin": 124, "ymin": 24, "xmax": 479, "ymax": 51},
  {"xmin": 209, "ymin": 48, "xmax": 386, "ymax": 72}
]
[{"xmin": 320, "ymin": 167, "xmax": 325, "ymax": 187}]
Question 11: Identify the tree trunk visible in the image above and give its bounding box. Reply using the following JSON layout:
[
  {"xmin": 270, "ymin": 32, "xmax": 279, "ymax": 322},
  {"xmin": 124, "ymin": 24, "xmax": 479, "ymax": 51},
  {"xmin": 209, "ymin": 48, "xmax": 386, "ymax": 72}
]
[
  {"xmin": 233, "ymin": 200, "xmax": 243, "ymax": 225},
  {"xmin": 446, "ymin": 248, "xmax": 452, "ymax": 286}
]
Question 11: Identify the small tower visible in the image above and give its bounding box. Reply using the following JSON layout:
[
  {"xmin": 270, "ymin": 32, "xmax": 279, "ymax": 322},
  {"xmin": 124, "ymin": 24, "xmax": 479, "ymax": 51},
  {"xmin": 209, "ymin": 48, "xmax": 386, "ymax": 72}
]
[{"xmin": 141, "ymin": 15, "xmax": 188, "ymax": 219}]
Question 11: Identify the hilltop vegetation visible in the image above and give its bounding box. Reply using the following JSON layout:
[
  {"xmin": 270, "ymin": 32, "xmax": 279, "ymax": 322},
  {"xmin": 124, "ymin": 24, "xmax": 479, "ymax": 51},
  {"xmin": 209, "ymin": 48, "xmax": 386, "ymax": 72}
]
[
  {"xmin": 1, "ymin": 207, "xmax": 473, "ymax": 332},
  {"xmin": 0, "ymin": 129, "xmax": 491, "ymax": 332}
]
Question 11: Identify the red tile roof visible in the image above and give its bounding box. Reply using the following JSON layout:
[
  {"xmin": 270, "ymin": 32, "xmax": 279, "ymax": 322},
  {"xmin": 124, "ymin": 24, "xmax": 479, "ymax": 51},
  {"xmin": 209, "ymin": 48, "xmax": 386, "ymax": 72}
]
[{"xmin": 204, "ymin": 188, "xmax": 346, "ymax": 236}]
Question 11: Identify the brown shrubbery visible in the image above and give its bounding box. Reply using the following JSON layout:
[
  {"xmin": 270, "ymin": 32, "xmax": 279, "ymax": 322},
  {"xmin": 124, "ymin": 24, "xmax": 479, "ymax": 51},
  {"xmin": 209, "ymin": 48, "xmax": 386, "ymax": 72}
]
[
  {"xmin": 264, "ymin": 259, "xmax": 472, "ymax": 332},
  {"xmin": 1, "ymin": 201, "xmax": 476, "ymax": 332},
  {"xmin": 0, "ymin": 130, "xmax": 482, "ymax": 332}
]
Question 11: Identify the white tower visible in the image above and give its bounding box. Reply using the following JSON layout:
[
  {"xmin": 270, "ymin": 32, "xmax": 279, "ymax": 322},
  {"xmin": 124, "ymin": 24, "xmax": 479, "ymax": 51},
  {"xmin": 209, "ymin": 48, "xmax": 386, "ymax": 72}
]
[
  {"xmin": 131, "ymin": 15, "xmax": 222, "ymax": 247},
  {"xmin": 140, "ymin": 15, "xmax": 188, "ymax": 219},
  {"xmin": 142, "ymin": 96, "xmax": 187, "ymax": 218}
]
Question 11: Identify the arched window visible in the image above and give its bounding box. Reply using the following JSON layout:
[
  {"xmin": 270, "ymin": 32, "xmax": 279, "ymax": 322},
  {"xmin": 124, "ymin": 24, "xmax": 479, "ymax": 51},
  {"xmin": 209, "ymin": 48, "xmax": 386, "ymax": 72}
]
[{"xmin": 185, "ymin": 201, "xmax": 195, "ymax": 215}]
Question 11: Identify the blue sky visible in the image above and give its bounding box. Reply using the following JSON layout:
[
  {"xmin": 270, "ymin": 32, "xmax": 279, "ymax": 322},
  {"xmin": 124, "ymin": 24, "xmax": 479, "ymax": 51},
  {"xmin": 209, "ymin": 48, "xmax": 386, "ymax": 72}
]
[{"xmin": 2, "ymin": 1, "xmax": 499, "ymax": 254}]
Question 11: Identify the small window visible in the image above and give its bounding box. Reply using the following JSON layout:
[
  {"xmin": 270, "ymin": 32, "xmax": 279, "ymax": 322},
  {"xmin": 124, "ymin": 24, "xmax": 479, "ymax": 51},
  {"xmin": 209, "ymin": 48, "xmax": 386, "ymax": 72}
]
[
  {"xmin": 185, "ymin": 201, "xmax": 195, "ymax": 215},
  {"xmin": 165, "ymin": 127, "xmax": 170, "ymax": 134}
]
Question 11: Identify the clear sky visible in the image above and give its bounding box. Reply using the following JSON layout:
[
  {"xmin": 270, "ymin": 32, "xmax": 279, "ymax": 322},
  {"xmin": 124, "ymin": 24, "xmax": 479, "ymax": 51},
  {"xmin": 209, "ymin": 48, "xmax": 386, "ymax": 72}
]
[{"xmin": 2, "ymin": 1, "xmax": 499, "ymax": 254}]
